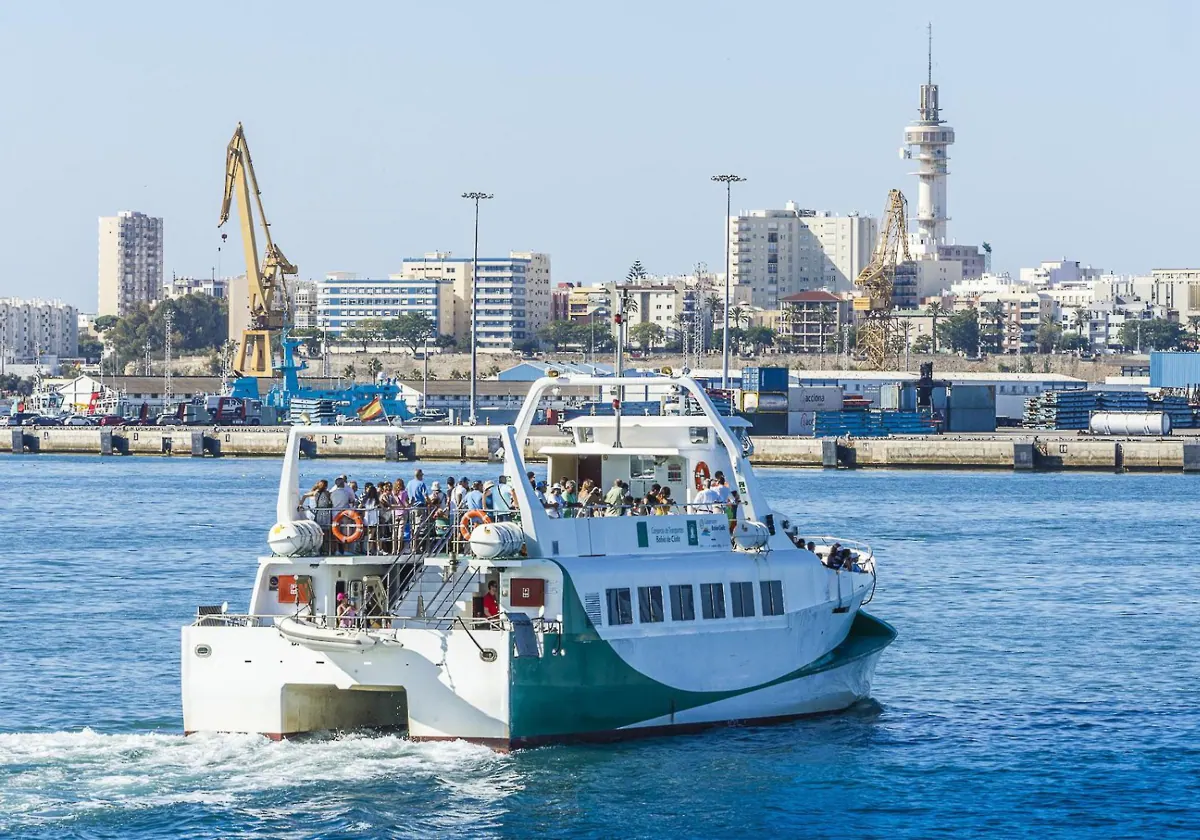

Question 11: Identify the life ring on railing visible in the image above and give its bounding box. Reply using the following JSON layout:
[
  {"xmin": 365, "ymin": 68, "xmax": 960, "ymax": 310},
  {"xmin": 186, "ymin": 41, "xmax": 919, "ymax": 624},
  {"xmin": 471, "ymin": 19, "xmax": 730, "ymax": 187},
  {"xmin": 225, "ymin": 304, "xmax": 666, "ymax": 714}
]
[
  {"xmin": 332, "ymin": 509, "xmax": 364, "ymax": 544},
  {"xmin": 694, "ymin": 460, "xmax": 711, "ymax": 491},
  {"xmin": 460, "ymin": 509, "xmax": 492, "ymax": 539}
]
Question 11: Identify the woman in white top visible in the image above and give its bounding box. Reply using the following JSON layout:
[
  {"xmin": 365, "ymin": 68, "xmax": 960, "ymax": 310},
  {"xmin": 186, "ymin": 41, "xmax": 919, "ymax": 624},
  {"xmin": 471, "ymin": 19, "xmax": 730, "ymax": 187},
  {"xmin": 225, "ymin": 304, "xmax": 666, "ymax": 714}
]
[{"xmin": 362, "ymin": 483, "xmax": 380, "ymax": 554}]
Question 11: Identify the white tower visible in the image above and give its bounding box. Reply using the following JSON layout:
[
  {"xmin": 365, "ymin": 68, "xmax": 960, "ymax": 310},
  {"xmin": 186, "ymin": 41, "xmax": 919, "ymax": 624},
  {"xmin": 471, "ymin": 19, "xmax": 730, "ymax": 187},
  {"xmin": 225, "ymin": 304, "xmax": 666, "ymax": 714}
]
[{"xmin": 902, "ymin": 25, "xmax": 954, "ymax": 258}]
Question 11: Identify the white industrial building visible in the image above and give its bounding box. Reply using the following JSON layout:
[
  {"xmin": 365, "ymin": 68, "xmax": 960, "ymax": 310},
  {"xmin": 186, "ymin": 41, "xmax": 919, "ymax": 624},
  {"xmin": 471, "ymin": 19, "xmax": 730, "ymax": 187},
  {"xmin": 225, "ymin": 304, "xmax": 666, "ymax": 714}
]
[
  {"xmin": 162, "ymin": 274, "xmax": 228, "ymax": 301},
  {"xmin": 98, "ymin": 210, "xmax": 163, "ymax": 317},
  {"xmin": 729, "ymin": 203, "xmax": 877, "ymax": 307},
  {"xmin": 0, "ymin": 298, "xmax": 79, "ymax": 363}
]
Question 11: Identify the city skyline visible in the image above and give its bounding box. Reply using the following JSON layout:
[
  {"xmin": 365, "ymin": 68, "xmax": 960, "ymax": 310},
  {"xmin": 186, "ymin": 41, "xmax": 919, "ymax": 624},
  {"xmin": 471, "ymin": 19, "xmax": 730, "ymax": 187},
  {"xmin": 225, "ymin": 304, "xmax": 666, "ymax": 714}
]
[{"xmin": 1, "ymin": 1, "xmax": 1197, "ymax": 311}]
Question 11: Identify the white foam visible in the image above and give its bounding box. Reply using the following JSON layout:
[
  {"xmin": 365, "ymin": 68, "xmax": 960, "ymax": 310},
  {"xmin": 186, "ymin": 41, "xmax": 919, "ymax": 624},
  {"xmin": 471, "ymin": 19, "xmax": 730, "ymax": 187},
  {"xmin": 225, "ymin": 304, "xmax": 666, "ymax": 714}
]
[{"xmin": 0, "ymin": 728, "xmax": 503, "ymax": 830}]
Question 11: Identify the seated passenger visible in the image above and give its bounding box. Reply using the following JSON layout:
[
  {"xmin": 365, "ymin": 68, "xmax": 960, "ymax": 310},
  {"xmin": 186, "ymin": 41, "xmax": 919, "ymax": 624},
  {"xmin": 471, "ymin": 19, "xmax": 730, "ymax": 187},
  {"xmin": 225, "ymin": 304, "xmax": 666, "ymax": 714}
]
[{"xmin": 656, "ymin": 487, "xmax": 675, "ymax": 515}]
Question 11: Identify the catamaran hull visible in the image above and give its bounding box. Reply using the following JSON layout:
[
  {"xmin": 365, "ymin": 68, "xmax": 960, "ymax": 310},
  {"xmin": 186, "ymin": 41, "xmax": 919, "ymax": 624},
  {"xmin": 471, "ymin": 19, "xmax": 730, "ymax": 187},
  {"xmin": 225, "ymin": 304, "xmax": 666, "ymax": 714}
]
[{"xmin": 182, "ymin": 612, "xmax": 893, "ymax": 749}]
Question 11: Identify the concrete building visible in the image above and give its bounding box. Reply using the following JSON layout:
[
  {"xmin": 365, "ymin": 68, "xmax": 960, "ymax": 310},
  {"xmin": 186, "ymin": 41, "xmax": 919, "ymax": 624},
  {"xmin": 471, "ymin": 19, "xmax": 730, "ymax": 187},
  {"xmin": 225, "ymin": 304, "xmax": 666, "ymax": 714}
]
[
  {"xmin": 729, "ymin": 203, "xmax": 877, "ymax": 307},
  {"xmin": 291, "ymin": 281, "xmax": 318, "ymax": 329},
  {"xmin": 977, "ymin": 290, "xmax": 1056, "ymax": 354},
  {"xmin": 98, "ymin": 210, "xmax": 163, "ymax": 317},
  {"xmin": 316, "ymin": 271, "xmax": 454, "ymax": 340},
  {"xmin": 568, "ymin": 285, "xmax": 611, "ymax": 322},
  {"xmin": 163, "ymin": 274, "xmax": 229, "ymax": 301},
  {"xmin": 551, "ymin": 283, "xmax": 573, "ymax": 322},
  {"xmin": 0, "ymin": 298, "xmax": 79, "ymax": 363},
  {"xmin": 457, "ymin": 252, "xmax": 552, "ymax": 353},
  {"xmin": 778, "ymin": 291, "xmax": 852, "ymax": 354},
  {"xmin": 1019, "ymin": 259, "xmax": 1104, "ymax": 288}
]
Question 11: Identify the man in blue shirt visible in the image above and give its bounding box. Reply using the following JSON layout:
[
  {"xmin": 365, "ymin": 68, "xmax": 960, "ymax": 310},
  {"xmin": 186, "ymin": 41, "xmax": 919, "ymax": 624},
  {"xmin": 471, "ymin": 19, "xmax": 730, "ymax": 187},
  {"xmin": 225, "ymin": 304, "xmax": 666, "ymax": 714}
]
[{"xmin": 405, "ymin": 470, "xmax": 428, "ymax": 507}]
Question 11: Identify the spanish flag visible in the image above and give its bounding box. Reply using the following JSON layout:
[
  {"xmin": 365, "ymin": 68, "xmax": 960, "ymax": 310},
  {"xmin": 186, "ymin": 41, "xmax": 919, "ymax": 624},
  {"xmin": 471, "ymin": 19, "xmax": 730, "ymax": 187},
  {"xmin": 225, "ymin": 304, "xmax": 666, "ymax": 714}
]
[{"xmin": 357, "ymin": 396, "xmax": 385, "ymax": 422}]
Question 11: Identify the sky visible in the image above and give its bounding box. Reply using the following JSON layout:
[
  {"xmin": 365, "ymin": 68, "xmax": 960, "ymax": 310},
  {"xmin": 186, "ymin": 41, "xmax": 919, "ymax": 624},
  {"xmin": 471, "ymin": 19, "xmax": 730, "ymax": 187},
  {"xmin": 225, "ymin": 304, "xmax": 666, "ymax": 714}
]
[{"xmin": 1, "ymin": 0, "xmax": 1197, "ymax": 311}]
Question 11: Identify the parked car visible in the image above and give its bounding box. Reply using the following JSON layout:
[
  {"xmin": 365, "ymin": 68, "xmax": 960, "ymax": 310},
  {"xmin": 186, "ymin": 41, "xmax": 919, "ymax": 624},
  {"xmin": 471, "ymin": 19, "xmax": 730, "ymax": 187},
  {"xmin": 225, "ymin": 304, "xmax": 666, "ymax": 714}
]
[
  {"xmin": 1, "ymin": 413, "xmax": 37, "ymax": 427},
  {"xmin": 23, "ymin": 416, "xmax": 63, "ymax": 427},
  {"xmin": 97, "ymin": 415, "xmax": 127, "ymax": 427},
  {"xmin": 63, "ymin": 415, "xmax": 95, "ymax": 427}
]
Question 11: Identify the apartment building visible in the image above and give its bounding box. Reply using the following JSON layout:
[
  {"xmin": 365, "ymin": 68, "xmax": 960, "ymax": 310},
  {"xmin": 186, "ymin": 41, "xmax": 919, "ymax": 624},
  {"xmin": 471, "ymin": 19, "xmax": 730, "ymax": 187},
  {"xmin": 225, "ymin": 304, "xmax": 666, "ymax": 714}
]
[
  {"xmin": 977, "ymin": 290, "xmax": 1056, "ymax": 353},
  {"xmin": 163, "ymin": 274, "xmax": 228, "ymax": 301},
  {"xmin": 778, "ymin": 291, "xmax": 852, "ymax": 353},
  {"xmin": 729, "ymin": 202, "xmax": 877, "ymax": 307},
  {"xmin": 98, "ymin": 210, "xmax": 163, "ymax": 317},
  {"xmin": 0, "ymin": 298, "xmax": 79, "ymax": 361}
]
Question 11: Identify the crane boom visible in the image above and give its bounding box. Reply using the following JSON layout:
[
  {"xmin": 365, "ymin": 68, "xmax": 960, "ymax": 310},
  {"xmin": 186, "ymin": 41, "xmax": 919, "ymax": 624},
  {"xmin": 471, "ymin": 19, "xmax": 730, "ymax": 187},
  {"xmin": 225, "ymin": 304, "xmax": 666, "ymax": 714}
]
[
  {"xmin": 853, "ymin": 189, "xmax": 911, "ymax": 369},
  {"xmin": 219, "ymin": 123, "xmax": 297, "ymax": 377}
]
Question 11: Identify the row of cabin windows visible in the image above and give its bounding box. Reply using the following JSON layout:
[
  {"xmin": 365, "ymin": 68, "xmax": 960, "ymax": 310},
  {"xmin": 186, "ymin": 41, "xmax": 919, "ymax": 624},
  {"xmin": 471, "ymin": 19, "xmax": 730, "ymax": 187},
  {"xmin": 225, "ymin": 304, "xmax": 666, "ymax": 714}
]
[{"xmin": 606, "ymin": 581, "xmax": 784, "ymax": 626}]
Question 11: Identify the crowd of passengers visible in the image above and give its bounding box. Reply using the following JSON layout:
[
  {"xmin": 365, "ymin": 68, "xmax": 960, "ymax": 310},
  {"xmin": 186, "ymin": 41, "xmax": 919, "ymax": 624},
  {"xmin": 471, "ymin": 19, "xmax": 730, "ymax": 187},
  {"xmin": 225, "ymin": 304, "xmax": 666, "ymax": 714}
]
[{"xmin": 299, "ymin": 469, "xmax": 863, "ymax": 571}]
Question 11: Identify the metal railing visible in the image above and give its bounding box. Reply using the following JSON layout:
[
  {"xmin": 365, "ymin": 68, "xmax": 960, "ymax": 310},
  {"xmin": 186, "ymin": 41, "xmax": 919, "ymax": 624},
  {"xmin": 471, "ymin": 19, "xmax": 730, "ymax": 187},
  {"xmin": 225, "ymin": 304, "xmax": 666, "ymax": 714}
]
[{"xmin": 195, "ymin": 610, "xmax": 560, "ymax": 634}]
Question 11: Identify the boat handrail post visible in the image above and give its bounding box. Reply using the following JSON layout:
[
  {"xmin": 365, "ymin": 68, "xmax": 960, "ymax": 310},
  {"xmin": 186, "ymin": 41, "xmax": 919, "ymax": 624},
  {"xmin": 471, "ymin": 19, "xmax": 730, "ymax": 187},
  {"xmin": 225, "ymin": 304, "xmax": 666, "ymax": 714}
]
[{"xmin": 277, "ymin": 427, "xmax": 306, "ymax": 524}]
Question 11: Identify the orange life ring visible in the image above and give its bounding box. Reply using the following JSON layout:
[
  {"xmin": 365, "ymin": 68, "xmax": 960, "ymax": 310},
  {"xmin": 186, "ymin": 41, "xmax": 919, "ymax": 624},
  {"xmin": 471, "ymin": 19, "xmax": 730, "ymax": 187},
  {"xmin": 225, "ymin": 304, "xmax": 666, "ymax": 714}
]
[
  {"xmin": 460, "ymin": 509, "xmax": 492, "ymax": 539},
  {"xmin": 694, "ymin": 460, "xmax": 711, "ymax": 491},
  {"xmin": 332, "ymin": 509, "xmax": 364, "ymax": 544}
]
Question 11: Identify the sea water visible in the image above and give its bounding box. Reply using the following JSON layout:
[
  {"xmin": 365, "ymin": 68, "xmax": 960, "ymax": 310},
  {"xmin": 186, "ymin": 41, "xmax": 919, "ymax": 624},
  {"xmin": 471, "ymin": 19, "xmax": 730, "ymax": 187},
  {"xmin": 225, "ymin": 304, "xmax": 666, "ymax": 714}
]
[{"xmin": 1, "ymin": 455, "xmax": 1198, "ymax": 839}]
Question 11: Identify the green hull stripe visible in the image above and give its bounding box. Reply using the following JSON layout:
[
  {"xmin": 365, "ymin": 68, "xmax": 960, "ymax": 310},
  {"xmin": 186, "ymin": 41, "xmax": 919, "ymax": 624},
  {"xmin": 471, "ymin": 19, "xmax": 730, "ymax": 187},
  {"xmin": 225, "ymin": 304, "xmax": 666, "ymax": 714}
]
[{"xmin": 509, "ymin": 565, "xmax": 896, "ymax": 738}]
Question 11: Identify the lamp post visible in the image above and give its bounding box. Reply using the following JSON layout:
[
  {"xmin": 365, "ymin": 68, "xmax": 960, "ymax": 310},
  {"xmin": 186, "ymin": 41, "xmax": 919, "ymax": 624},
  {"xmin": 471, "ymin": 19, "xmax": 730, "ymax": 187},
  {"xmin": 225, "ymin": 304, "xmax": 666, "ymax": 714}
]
[
  {"xmin": 461, "ymin": 191, "xmax": 493, "ymax": 425},
  {"xmin": 711, "ymin": 174, "xmax": 745, "ymax": 393}
]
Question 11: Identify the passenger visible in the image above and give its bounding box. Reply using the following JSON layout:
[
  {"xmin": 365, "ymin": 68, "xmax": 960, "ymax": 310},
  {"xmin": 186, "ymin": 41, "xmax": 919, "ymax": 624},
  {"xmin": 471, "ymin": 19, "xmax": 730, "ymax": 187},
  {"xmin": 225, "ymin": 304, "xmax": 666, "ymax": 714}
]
[
  {"xmin": 336, "ymin": 592, "xmax": 350, "ymax": 626},
  {"xmin": 622, "ymin": 491, "xmax": 635, "ymax": 515},
  {"xmin": 527, "ymin": 470, "xmax": 537, "ymax": 488},
  {"xmin": 578, "ymin": 479, "xmax": 599, "ymax": 517},
  {"xmin": 493, "ymin": 475, "xmax": 515, "ymax": 520},
  {"xmin": 483, "ymin": 580, "xmax": 501, "ymax": 620},
  {"xmin": 362, "ymin": 483, "xmax": 380, "ymax": 554},
  {"xmin": 544, "ymin": 483, "xmax": 563, "ymax": 518},
  {"xmin": 634, "ymin": 495, "xmax": 652, "ymax": 516},
  {"xmin": 534, "ymin": 480, "xmax": 549, "ymax": 510},
  {"xmin": 444, "ymin": 475, "xmax": 457, "ymax": 516},
  {"xmin": 342, "ymin": 598, "xmax": 359, "ymax": 628},
  {"xmin": 465, "ymin": 480, "xmax": 485, "ymax": 512},
  {"xmin": 329, "ymin": 476, "xmax": 355, "ymax": 555},
  {"xmin": 377, "ymin": 481, "xmax": 395, "ymax": 554},
  {"xmin": 693, "ymin": 478, "xmax": 720, "ymax": 513},
  {"xmin": 452, "ymin": 477, "xmax": 469, "ymax": 519},
  {"xmin": 726, "ymin": 490, "xmax": 741, "ymax": 532},
  {"xmin": 348, "ymin": 480, "xmax": 360, "ymax": 506},
  {"xmin": 712, "ymin": 471, "xmax": 732, "ymax": 517},
  {"xmin": 604, "ymin": 479, "xmax": 625, "ymax": 516},
  {"xmin": 562, "ymin": 480, "xmax": 579, "ymax": 518},
  {"xmin": 405, "ymin": 470, "xmax": 428, "ymax": 507},
  {"xmin": 428, "ymin": 480, "xmax": 444, "ymax": 510},
  {"xmin": 806, "ymin": 541, "xmax": 816, "ymax": 553},
  {"xmin": 302, "ymin": 479, "xmax": 334, "ymax": 552},
  {"xmin": 656, "ymin": 486, "xmax": 674, "ymax": 515}
]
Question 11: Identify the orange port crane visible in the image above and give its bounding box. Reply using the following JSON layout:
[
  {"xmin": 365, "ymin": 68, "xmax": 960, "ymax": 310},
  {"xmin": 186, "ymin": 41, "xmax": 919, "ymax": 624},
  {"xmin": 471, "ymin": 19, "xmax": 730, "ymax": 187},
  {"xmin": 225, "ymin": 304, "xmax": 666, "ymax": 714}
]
[{"xmin": 853, "ymin": 189, "xmax": 911, "ymax": 369}]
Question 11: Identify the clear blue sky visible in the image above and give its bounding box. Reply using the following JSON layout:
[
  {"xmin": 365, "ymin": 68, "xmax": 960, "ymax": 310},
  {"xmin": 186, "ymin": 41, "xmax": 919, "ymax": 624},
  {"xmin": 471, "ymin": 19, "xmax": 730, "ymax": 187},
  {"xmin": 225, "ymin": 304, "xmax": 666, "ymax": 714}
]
[{"xmin": 1, "ymin": 0, "xmax": 1197, "ymax": 311}]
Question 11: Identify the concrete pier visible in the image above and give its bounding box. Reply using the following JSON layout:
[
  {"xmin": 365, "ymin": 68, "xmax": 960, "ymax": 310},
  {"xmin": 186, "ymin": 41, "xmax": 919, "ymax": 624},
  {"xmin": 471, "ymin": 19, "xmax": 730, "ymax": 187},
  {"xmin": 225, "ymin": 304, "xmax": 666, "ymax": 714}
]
[{"xmin": 0, "ymin": 426, "xmax": 1196, "ymax": 472}]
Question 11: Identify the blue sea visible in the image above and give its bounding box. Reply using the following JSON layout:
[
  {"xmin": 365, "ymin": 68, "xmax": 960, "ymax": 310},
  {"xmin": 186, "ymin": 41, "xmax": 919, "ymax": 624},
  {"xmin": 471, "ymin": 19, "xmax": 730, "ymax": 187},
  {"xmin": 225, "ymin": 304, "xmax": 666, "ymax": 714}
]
[{"xmin": 1, "ymin": 455, "xmax": 1198, "ymax": 839}]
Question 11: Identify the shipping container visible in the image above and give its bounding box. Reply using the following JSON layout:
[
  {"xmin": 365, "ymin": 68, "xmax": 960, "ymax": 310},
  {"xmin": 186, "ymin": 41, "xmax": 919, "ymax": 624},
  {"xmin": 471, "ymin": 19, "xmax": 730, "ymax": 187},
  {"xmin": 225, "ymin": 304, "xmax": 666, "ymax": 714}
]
[
  {"xmin": 741, "ymin": 366, "xmax": 789, "ymax": 393},
  {"xmin": 947, "ymin": 407, "xmax": 996, "ymax": 433},
  {"xmin": 747, "ymin": 412, "xmax": 788, "ymax": 436},
  {"xmin": 741, "ymin": 391, "xmax": 788, "ymax": 413},
  {"xmin": 948, "ymin": 384, "xmax": 996, "ymax": 410},
  {"xmin": 789, "ymin": 385, "xmax": 843, "ymax": 413},
  {"xmin": 1149, "ymin": 352, "xmax": 1200, "ymax": 388},
  {"xmin": 787, "ymin": 410, "xmax": 816, "ymax": 436}
]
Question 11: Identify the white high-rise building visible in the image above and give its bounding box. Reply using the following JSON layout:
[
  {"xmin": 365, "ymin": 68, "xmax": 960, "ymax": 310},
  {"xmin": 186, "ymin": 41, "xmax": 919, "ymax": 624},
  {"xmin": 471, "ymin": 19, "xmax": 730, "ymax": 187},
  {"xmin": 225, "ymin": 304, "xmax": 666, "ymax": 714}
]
[
  {"xmin": 0, "ymin": 298, "xmax": 79, "ymax": 362},
  {"xmin": 729, "ymin": 203, "xmax": 877, "ymax": 308},
  {"xmin": 98, "ymin": 210, "xmax": 164, "ymax": 317}
]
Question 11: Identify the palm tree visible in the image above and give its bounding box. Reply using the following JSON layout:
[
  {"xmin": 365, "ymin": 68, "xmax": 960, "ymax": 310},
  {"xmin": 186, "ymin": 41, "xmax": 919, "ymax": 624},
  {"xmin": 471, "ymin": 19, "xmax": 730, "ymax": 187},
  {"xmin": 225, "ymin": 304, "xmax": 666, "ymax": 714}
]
[
  {"xmin": 927, "ymin": 300, "xmax": 945, "ymax": 353},
  {"xmin": 1188, "ymin": 315, "xmax": 1200, "ymax": 349},
  {"xmin": 816, "ymin": 303, "xmax": 836, "ymax": 366},
  {"xmin": 982, "ymin": 301, "xmax": 1006, "ymax": 353},
  {"xmin": 1075, "ymin": 307, "xmax": 1094, "ymax": 352}
]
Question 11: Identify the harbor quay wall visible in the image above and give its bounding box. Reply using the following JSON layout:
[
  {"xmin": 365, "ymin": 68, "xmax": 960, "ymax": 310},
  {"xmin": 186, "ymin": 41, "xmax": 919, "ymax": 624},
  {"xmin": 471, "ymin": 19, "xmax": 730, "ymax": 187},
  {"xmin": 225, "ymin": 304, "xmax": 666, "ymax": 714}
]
[{"xmin": 2, "ymin": 427, "xmax": 1197, "ymax": 472}]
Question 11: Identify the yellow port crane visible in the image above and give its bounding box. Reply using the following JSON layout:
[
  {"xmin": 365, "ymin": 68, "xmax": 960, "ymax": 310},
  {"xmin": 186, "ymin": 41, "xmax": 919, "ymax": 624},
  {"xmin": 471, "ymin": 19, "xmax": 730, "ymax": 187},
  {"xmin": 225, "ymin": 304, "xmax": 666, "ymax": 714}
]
[
  {"xmin": 852, "ymin": 189, "xmax": 911, "ymax": 369},
  {"xmin": 219, "ymin": 123, "xmax": 297, "ymax": 377}
]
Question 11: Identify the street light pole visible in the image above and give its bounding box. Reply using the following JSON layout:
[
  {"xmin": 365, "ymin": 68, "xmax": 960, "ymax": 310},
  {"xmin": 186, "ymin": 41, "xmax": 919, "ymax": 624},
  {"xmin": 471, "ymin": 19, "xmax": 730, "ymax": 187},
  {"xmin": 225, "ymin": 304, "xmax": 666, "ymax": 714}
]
[
  {"xmin": 462, "ymin": 191, "xmax": 493, "ymax": 425},
  {"xmin": 711, "ymin": 174, "xmax": 745, "ymax": 393}
]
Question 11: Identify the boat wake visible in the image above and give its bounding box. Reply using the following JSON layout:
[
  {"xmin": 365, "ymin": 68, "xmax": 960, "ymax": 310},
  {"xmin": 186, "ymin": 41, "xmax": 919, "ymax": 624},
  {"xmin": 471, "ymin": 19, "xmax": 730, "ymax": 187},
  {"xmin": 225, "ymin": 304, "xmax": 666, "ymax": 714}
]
[{"xmin": 0, "ymin": 728, "xmax": 502, "ymax": 832}]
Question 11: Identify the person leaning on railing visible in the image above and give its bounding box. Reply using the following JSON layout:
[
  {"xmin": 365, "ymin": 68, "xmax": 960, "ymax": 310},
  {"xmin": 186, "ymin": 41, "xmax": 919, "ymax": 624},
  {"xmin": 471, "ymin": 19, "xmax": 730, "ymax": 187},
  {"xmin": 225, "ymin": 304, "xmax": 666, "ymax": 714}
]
[{"xmin": 302, "ymin": 479, "xmax": 334, "ymax": 553}]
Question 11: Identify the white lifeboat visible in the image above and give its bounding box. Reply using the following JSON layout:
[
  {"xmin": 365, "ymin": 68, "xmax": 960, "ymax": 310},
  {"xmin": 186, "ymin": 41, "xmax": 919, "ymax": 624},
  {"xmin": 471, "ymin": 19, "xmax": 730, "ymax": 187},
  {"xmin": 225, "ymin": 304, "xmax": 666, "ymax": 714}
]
[{"xmin": 278, "ymin": 617, "xmax": 378, "ymax": 652}]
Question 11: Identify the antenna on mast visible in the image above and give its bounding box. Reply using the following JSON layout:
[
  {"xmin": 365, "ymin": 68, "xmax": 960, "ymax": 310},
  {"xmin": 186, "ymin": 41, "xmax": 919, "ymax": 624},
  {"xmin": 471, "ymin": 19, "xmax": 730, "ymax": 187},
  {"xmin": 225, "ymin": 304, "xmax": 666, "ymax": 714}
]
[{"xmin": 927, "ymin": 22, "xmax": 933, "ymax": 86}]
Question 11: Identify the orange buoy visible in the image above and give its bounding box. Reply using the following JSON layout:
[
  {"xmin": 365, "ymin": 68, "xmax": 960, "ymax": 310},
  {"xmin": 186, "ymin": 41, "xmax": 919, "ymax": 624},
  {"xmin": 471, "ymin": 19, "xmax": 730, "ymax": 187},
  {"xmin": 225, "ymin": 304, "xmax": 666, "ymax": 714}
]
[
  {"xmin": 694, "ymin": 460, "xmax": 711, "ymax": 491},
  {"xmin": 460, "ymin": 509, "xmax": 492, "ymax": 539},
  {"xmin": 332, "ymin": 509, "xmax": 364, "ymax": 544}
]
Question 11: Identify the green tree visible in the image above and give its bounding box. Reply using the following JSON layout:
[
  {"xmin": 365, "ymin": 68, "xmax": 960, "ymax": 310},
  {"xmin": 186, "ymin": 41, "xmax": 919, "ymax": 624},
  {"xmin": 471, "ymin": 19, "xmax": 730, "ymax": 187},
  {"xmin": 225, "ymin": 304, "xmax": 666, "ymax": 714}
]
[
  {"xmin": 77, "ymin": 335, "xmax": 104, "ymax": 362},
  {"xmin": 936, "ymin": 307, "xmax": 980, "ymax": 354},
  {"xmin": 629, "ymin": 321, "xmax": 665, "ymax": 351},
  {"xmin": 1035, "ymin": 317, "xmax": 1063, "ymax": 354},
  {"xmin": 1057, "ymin": 331, "xmax": 1089, "ymax": 352},
  {"xmin": 434, "ymin": 334, "xmax": 458, "ymax": 350},
  {"xmin": 290, "ymin": 327, "xmax": 324, "ymax": 357},
  {"xmin": 927, "ymin": 301, "xmax": 946, "ymax": 353},
  {"xmin": 342, "ymin": 364, "xmax": 357, "ymax": 380},
  {"xmin": 538, "ymin": 320, "xmax": 578, "ymax": 351},
  {"xmin": 383, "ymin": 312, "xmax": 436, "ymax": 355},
  {"xmin": 366, "ymin": 357, "xmax": 383, "ymax": 379},
  {"xmin": 912, "ymin": 334, "xmax": 933, "ymax": 354},
  {"xmin": 981, "ymin": 301, "xmax": 1006, "ymax": 353},
  {"xmin": 744, "ymin": 325, "xmax": 775, "ymax": 353},
  {"xmin": 93, "ymin": 315, "xmax": 119, "ymax": 332},
  {"xmin": 1118, "ymin": 318, "xmax": 1186, "ymax": 351},
  {"xmin": 342, "ymin": 318, "xmax": 384, "ymax": 352}
]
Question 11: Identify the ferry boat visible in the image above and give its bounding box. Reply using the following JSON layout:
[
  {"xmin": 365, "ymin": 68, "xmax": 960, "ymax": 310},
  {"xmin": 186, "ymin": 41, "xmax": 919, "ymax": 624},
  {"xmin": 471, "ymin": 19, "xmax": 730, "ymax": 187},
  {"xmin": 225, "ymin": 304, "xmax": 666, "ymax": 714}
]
[{"xmin": 181, "ymin": 374, "xmax": 895, "ymax": 749}]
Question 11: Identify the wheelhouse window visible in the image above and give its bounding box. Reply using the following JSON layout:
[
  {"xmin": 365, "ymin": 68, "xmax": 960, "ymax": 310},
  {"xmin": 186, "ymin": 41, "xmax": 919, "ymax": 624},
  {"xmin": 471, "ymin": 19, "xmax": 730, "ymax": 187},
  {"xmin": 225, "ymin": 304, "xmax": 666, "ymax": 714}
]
[
  {"xmin": 700, "ymin": 583, "xmax": 726, "ymax": 619},
  {"xmin": 670, "ymin": 584, "xmax": 695, "ymax": 621},
  {"xmin": 730, "ymin": 581, "xmax": 756, "ymax": 617},
  {"xmin": 630, "ymin": 456, "xmax": 657, "ymax": 480},
  {"xmin": 760, "ymin": 580, "xmax": 785, "ymax": 616},
  {"xmin": 638, "ymin": 586, "xmax": 664, "ymax": 623},
  {"xmin": 606, "ymin": 588, "xmax": 633, "ymax": 625}
]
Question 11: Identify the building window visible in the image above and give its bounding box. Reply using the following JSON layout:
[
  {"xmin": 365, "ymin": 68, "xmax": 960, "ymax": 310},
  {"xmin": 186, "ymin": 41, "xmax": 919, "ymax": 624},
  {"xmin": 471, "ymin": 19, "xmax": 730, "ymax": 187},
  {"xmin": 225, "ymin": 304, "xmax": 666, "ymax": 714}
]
[
  {"xmin": 730, "ymin": 582, "xmax": 756, "ymax": 617},
  {"xmin": 606, "ymin": 588, "xmax": 633, "ymax": 625},
  {"xmin": 638, "ymin": 586, "xmax": 664, "ymax": 623},
  {"xmin": 700, "ymin": 583, "xmax": 726, "ymax": 619},
  {"xmin": 760, "ymin": 580, "xmax": 784, "ymax": 616},
  {"xmin": 669, "ymin": 584, "xmax": 695, "ymax": 621}
]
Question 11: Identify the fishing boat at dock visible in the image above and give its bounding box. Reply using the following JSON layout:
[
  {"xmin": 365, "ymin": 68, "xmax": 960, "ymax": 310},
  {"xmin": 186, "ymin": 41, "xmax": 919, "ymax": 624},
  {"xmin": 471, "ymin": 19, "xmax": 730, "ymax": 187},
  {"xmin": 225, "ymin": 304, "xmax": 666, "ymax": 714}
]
[{"xmin": 180, "ymin": 373, "xmax": 894, "ymax": 749}]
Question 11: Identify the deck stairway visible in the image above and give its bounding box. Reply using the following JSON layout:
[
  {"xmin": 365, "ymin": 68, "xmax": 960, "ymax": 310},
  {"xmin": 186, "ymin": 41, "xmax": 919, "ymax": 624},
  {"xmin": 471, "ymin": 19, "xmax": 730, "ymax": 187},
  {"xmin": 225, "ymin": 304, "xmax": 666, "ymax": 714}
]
[{"xmin": 381, "ymin": 511, "xmax": 485, "ymax": 622}]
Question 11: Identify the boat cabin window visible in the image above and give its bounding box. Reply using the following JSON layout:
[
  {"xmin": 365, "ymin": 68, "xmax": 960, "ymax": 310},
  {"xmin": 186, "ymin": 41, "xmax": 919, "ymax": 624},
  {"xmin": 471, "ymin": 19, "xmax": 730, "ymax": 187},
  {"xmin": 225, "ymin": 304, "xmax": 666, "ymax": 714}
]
[
  {"xmin": 700, "ymin": 583, "xmax": 726, "ymax": 620},
  {"xmin": 669, "ymin": 584, "xmax": 695, "ymax": 621},
  {"xmin": 689, "ymin": 427, "xmax": 709, "ymax": 445},
  {"xmin": 638, "ymin": 586, "xmax": 664, "ymax": 623},
  {"xmin": 730, "ymin": 581, "xmax": 756, "ymax": 618},
  {"xmin": 576, "ymin": 426, "xmax": 595, "ymax": 444},
  {"xmin": 761, "ymin": 580, "xmax": 785, "ymax": 616},
  {"xmin": 606, "ymin": 588, "xmax": 633, "ymax": 625},
  {"xmin": 630, "ymin": 456, "xmax": 657, "ymax": 481}
]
